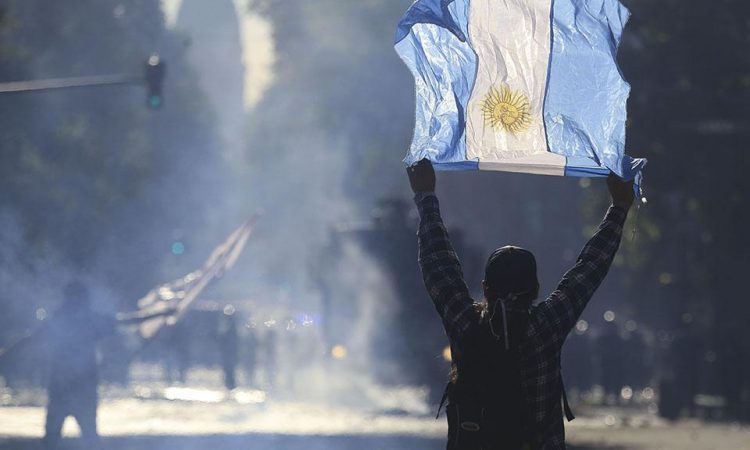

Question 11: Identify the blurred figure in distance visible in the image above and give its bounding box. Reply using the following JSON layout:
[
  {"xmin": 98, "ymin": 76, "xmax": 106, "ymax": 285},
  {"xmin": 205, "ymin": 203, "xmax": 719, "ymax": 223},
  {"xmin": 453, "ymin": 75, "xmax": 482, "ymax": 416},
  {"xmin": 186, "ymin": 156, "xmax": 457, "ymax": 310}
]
[{"xmin": 43, "ymin": 280, "xmax": 174, "ymax": 449}]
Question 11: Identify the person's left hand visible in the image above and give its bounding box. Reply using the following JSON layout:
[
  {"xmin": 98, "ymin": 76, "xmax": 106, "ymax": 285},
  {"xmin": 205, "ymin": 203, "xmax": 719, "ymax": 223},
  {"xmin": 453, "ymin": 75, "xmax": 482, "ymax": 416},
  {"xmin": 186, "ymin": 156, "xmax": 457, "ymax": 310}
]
[
  {"xmin": 407, "ymin": 159, "xmax": 436, "ymax": 193},
  {"xmin": 607, "ymin": 173, "xmax": 635, "ymax": 211}
]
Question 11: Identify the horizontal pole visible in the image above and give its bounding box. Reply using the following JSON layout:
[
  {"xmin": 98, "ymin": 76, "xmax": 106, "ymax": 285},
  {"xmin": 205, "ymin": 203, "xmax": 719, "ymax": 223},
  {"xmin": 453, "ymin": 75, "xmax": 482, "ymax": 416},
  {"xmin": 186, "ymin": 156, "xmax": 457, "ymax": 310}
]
[{"xmin": 0, "ymin": 73, "xmax": 142, "ymax": 93}]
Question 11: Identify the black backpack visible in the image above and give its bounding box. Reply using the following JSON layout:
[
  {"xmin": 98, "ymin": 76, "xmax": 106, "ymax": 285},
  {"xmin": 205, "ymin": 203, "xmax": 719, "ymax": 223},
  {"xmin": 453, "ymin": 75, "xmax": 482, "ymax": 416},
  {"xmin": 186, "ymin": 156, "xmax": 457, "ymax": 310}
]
[{"xmin": 439, "ymin": 313, "xmax": 531, "ymax": 450}]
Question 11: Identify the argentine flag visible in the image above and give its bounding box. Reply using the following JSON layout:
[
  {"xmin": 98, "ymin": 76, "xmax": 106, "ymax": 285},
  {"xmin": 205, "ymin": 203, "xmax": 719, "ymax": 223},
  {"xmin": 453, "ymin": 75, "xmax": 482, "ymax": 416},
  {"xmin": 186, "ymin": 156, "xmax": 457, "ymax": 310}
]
[{"xmin": 395, "ymin": 0, "xmax": 646, "ymax": 180}]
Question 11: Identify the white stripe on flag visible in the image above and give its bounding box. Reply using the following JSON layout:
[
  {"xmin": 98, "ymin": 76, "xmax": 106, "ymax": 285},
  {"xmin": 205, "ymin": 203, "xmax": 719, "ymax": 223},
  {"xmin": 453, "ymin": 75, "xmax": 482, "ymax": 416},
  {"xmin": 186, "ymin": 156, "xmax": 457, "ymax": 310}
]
[
  {"xmin": 478, "ymin": 152, "xmax": 567, "ymax": 176},
  {"xmin": 465, "ymin": 0, "xmax": 554, "ymax": 165}
]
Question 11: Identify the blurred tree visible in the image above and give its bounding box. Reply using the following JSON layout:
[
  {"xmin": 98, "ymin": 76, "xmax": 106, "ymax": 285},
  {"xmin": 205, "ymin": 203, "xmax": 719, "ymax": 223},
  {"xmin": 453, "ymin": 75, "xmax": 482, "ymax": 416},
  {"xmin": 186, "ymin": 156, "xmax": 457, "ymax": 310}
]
[
  {"xmin": 247, "ymin": 0, "xmax": 415, "ymax": 194},
  {"xmin": 610, "ymin": 0, "xmax": 750, "ymax": 419},
  {"xmin": 0, "ymin": 1, "xmax": 226, "ymax": 342}
]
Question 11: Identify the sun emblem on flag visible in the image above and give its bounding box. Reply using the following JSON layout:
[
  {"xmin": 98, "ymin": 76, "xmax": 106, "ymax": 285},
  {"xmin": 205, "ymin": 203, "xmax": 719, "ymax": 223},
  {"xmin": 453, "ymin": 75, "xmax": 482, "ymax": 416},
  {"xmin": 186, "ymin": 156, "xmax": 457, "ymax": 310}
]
[{"xmin": 481, "ymin": 85, "xmax": 532, "ymax": 133}]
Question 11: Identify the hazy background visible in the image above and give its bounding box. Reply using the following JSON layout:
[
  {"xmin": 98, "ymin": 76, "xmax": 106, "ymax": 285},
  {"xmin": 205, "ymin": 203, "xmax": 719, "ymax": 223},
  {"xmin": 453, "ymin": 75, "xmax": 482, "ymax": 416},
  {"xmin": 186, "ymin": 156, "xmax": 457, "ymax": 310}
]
[{"xmin": 0, "ymin": 0, "xmax": 748, "ymax": 447}]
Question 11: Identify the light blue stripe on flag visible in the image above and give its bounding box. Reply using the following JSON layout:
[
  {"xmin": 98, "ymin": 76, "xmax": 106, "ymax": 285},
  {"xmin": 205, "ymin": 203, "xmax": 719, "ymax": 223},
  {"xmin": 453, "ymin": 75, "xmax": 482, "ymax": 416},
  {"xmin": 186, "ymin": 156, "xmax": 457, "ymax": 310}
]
[
  {"xmin": 544, "ymin": 0, "xmax": 642, "ymax": 179},
  {"xmin": 395, "ymin": 0, "xmax": 475, "ymax": 167}
]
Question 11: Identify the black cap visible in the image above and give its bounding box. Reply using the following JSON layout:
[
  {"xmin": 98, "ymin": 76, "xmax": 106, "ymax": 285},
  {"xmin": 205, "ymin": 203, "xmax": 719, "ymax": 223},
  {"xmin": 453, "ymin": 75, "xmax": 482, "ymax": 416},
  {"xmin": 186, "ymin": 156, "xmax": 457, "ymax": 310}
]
[{"xmin": 484, "ymin": 246, "xmax": 538, "ymax": 298}]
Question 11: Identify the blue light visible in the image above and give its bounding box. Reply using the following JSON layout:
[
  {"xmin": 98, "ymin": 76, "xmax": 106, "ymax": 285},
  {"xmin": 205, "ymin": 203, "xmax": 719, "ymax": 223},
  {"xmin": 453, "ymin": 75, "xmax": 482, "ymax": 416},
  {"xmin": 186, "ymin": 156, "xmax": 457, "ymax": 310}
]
[
  {"xmin": 171, "ymin": 241, "xmax": 185, "ymax": 255},
  {"xmin": 149, "ymin": 95, "xmax": 162, "ymax": 109}
]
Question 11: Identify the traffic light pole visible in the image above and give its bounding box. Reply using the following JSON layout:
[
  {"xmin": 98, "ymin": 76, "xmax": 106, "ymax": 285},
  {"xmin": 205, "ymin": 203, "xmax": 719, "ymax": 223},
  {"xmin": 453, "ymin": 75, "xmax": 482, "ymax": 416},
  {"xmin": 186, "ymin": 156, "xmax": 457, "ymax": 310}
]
[
  {"xmin": 0, "ymin": 73, "xmax": 141, "ymax": 94},
  {"xmin": 0, "ymin": 54, "xmax": 165, "ymax": 109}
]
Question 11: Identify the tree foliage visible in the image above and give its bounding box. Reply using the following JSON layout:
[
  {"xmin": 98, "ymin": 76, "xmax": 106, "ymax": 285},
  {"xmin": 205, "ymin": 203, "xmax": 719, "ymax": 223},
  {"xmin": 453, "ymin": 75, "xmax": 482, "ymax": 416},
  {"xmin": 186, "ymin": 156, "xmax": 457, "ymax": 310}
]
[
  {"xmin": 614, "ymin": 0, "xmax": 750, "ymax": 416},
  {"xmin": 0, "ymin": 0, "xmax": 224, "ymax": 337}
]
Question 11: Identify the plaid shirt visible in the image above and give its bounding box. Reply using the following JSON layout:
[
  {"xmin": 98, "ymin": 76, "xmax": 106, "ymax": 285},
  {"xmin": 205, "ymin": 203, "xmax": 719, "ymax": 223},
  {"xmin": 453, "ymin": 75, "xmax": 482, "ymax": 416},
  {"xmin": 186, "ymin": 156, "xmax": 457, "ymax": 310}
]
[{"xmin": 415, "ymin": 192, "xmax": 627, "ymax": 450}]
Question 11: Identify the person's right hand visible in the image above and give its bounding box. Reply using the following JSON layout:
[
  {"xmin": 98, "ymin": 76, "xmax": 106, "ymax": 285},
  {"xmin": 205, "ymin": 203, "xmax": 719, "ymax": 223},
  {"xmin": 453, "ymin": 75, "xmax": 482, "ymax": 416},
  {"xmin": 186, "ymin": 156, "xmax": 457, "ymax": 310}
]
[
  {"xmin": 607, "ymin": 174, "xmax": 635, "ymax": 211},
  {"xmin": 407, "ymin": 159, "xmax": 436, "ymax": 193}
]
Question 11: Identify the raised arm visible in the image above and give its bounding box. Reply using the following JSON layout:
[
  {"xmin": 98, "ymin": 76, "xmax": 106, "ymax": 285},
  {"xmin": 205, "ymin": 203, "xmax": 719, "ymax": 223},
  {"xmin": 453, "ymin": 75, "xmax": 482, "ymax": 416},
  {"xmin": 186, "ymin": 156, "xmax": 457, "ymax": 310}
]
[
  {"xmin": 409, "ymin": 159, "xmax": 474, "ymax": 343},
  {"xmin": 537, "ymin": 175, "xmax": 634, "ymax": 342}
]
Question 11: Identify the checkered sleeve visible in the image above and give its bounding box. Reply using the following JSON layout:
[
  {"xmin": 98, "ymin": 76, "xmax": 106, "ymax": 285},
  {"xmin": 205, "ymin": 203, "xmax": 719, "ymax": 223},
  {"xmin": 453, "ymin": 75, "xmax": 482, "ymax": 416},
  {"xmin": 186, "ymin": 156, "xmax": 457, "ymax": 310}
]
[
  {"xmin": 539, "ymin": 206, "xmax": 627, "ymax": 342},
  {"xmin": 415, "ymin": 193, "xmax": 474, "ymax": 343}
]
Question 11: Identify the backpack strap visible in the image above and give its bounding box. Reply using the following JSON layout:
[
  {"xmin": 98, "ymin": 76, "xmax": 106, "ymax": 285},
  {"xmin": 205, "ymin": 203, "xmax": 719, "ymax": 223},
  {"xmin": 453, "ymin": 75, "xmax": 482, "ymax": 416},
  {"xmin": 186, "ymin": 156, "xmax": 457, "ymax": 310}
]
[
  {"xmin": 560, "ymin": 373, "xmax": 575, "ymax": 422},
  {"xmin": 436, "ymin": 382, "xmax": 452, "ymax": 419}
]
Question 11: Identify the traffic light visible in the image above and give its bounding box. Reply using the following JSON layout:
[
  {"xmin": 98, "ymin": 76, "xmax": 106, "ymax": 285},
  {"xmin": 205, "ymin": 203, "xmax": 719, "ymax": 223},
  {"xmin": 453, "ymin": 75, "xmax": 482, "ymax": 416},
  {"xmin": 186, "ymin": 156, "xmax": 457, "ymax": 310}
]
[
  {"xmin": 171, "ymin": 240, "xmax": 185, "ymax": 255},
  {"xmin": 144, "ymin": 54, "xmax": 166, "ymax": 109}
]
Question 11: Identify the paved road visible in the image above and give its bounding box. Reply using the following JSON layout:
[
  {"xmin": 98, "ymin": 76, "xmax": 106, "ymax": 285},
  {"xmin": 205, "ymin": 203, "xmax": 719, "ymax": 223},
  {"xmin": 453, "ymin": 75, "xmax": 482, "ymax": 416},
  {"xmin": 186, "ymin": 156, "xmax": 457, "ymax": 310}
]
[
  {"xmin": 0, "ymin": 434, "xmax": 608, "ymax": 450},
  {"xmin": 0, "ymin": 385, "xmax": 748, "ymax": 450}
]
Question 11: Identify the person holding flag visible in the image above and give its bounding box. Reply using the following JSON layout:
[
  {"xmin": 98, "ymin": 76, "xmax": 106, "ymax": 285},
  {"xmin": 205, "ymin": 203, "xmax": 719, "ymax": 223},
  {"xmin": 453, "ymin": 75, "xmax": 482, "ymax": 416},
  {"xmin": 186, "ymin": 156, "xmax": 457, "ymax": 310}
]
[
  {"xmin": 397, "ymin": 1, "xmax": 644, "ymax": 444},
  {"xmin": 409, "ymin": 159, "xmax": 634, "ymax": 449}
]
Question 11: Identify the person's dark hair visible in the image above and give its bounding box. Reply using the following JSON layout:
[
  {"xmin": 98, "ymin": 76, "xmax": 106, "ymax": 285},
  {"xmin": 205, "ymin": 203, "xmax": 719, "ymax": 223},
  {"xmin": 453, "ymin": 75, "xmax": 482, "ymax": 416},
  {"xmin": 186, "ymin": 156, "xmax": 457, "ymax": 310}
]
[{"xmin": 484, "ymin": 246, "xmax": 539, "ymax": 305}]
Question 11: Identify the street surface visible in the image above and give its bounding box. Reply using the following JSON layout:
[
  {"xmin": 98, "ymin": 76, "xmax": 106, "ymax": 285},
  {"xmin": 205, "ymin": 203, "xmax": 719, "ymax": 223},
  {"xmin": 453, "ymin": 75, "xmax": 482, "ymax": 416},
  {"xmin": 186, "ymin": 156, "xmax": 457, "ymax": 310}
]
[{"xmin": 1, "ymin": 369, "xmax": 748, "ymax": 450}]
